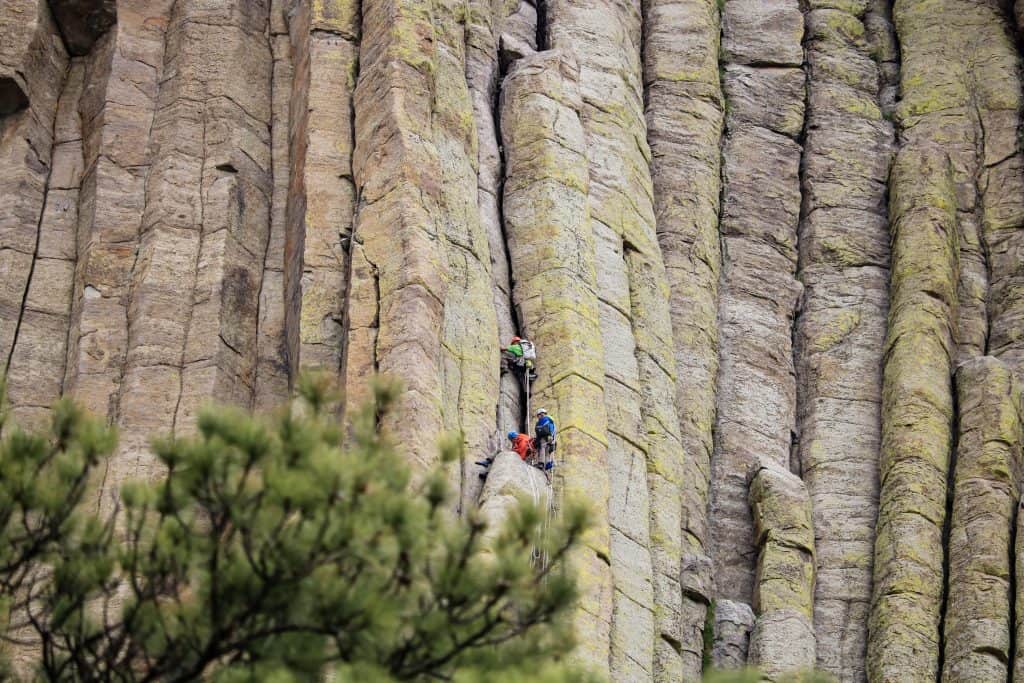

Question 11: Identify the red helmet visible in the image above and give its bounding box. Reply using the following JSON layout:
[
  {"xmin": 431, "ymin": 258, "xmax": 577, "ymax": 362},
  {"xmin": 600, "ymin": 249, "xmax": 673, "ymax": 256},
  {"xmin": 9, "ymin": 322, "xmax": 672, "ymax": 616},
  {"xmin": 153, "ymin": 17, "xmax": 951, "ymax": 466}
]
[{"xmin": 511, "ymin": 336, "xmax": 521, "ymax": 343}]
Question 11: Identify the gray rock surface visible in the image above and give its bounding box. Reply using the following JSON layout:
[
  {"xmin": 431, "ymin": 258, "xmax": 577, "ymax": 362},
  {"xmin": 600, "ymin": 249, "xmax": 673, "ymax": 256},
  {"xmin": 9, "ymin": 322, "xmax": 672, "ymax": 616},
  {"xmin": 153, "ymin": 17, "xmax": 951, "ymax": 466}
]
[
  {"xmin": 796, "ymin": 3, "xmax": 893, "ymax": 680},
  {"xmin": 712, "ymin": 599, "xmax": 755, "ymax": 669}
]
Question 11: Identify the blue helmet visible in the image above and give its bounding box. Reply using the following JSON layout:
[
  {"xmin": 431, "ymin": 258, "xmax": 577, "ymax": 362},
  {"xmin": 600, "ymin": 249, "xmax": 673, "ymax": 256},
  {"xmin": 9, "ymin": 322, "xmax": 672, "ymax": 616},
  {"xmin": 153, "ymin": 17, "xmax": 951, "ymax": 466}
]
[{"xmin": 507, "ymin": 431, "xmax": 518, "ymax": 440}]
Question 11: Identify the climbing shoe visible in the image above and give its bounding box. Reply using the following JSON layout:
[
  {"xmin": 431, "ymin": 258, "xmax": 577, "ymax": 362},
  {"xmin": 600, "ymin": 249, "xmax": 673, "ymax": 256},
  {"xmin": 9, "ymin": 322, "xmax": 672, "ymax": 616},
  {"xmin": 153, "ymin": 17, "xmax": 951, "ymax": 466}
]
[{"xmin": 475, "ymin": 458, "xmax": 493, "ymax": 468}]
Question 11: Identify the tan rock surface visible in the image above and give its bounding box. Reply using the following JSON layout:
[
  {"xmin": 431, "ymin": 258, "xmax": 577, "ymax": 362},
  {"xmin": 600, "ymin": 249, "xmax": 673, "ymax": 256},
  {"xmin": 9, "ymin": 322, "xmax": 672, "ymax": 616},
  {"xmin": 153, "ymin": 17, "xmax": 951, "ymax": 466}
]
[{"xmin": 5, "ymin": 1, "xmax": 1024, "ymax": 679}]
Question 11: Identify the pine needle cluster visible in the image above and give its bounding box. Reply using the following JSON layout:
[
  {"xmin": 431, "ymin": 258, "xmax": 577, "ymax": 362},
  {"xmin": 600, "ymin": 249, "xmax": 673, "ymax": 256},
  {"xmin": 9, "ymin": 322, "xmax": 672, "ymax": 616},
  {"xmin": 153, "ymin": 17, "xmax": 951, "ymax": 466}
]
[{"xmin": 0, "ymin": 377, "xmax": 592, "ymax": 682}]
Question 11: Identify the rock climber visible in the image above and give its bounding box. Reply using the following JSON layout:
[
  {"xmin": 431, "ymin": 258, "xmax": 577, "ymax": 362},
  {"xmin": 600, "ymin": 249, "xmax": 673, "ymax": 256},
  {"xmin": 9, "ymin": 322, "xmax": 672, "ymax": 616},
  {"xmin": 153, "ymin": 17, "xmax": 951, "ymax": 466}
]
[
  {"xmin": 507, "ymin": 431, "xmax": 534, "ymax": 461},
  {"xmin": 501, "ymin": 335, "xmax": 538, "ymax": 381},
  {"xmin": 533, "ymin": 408, "xmax": 556, "ymax": 470},
  {"xmin": 534, "ymin": 408, "xmax": 556, "ymax": 443}
]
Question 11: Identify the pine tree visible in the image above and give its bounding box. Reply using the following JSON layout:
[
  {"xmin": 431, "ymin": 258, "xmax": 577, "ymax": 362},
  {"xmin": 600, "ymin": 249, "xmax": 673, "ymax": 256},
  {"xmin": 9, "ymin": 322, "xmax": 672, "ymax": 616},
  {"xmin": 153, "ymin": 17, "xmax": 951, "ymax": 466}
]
[{"xmin": 0, "ymin": 376, "xmax": 592, "ymax": 682}]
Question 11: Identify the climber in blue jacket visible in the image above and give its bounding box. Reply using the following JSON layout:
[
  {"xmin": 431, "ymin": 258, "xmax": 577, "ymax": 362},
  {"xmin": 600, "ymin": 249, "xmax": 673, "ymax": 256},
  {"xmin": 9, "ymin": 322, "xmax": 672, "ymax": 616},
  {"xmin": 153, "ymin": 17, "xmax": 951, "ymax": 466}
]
[{"xmin": 533, "ymin": 408, "xmax": 556, "ymax": 470}]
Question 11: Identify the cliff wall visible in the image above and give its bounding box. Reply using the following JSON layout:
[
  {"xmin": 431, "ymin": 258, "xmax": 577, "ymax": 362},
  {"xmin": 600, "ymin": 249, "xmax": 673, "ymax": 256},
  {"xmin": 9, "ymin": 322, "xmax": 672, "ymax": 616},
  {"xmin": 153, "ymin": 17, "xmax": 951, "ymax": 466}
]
[{"xmin": 3, "ymin": 0, "xmax": 1024, "ymax": 680}]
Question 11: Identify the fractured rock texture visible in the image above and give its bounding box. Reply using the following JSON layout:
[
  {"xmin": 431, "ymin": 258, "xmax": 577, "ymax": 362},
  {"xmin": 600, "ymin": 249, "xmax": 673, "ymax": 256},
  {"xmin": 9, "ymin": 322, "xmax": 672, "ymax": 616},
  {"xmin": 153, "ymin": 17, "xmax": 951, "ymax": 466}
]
[
  {"xmin": 796, "ymin": 2, "xmax": 893, "ymax": 679},
  {"xmin": 943, "ymin": 357, "xmax": 1022, "ymax": 682},
  {"xmin": 8, "ymin": 0, "xmax": 1024, "ymax": 679}
]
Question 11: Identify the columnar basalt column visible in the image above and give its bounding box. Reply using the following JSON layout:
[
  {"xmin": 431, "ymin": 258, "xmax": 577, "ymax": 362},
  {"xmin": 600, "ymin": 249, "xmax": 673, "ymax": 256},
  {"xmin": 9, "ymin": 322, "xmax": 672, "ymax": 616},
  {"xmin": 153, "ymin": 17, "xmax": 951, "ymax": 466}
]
[
  {"xmin": 343, "ymin": 0, "xmax": 448, "ymax": 472},
  {"xmin": 642, "ymin": 0, "xmax": 723, "ymax": 676},
  {"xmin": 500, "ymin": 49, "xmax": 613, "ymax": 676},
  {"xmin": 942, "ymin": 357, "xmax": 1023, "ymax": 682},
  {"xmin": 465, "ymin": 0, "xmax": 536, "ymax": 439},
  {"xmin": 103, "ymin": 0, "xmax": 272, "ymax": 512},
  {"xmin": 253, "ymin": 0, "xmax": 294, "ymax": 412},
  {"xmin": 796, "ymin": 3, "xmax": 893, "ymax": 679},
  {"xmin": 747, "ymin": 461, "xmax": 816, "ymax": 679},
  {"xmin": 62, "ymin": 0, "xmax": 173, "ymax": 511},
  {"xmin": 868, "ymin": 147, "xmax": 958, "ymax": 683},
  {"xmin": 284, "ymin": 0, "xmax": 358, "ymax": 380},
  {"xmin": 545, "ymin": 0, "xmax": 685, "ymax": 677},
  {"xmin": 6, "ymin": 62, "xmax": 84, "ymax": 430},
  {"xmin": 0, "ymin": 1, "xmax": 69, "ymax": 393},
  {"xmin": 711, "ymin": 0, "xmax": 805, "ymax": 607}
]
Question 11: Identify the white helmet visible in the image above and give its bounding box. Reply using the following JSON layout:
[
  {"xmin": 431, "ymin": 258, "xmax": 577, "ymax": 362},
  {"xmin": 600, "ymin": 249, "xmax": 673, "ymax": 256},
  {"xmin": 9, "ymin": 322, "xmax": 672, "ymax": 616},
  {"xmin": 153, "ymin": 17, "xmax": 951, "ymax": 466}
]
[{"xmin": 536, "ymin": 408, "xmax": 547, "ymax": 415}]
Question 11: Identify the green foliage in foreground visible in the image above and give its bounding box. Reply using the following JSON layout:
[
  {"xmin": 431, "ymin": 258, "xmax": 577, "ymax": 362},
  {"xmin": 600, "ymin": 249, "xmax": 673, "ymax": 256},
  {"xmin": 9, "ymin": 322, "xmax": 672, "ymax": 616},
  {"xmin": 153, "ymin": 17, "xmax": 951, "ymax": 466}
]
[{"xmin": 0, "ymin": 377, "xmax": 591, "ymax": 682}]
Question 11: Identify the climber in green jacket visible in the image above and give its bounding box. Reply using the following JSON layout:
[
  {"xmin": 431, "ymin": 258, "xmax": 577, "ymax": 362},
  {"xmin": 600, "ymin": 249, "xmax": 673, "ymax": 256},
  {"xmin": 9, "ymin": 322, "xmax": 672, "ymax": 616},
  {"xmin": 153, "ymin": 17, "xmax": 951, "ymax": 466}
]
[{"xmin": 501, "ymin": 336, "xmax": 537, "ymax": 381}]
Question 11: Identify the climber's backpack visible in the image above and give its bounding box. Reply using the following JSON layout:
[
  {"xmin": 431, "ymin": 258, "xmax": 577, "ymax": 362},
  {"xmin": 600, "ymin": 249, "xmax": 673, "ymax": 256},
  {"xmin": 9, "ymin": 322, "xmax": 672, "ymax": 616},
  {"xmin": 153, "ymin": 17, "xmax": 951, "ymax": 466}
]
[{"xmin": 520, "ymin": 339, "xmax": 536, "ymax": 361}]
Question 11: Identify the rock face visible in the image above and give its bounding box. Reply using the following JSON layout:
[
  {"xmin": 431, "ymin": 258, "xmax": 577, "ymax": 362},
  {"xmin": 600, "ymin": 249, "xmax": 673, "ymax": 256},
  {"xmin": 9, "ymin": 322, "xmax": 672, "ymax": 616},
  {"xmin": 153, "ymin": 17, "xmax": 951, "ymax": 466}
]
[
  {"xmin": 747, "ymin": 462, "xmax": 816, "ymax": 679},
  {"xmin": 7, "ymin": 0, "xmax": 1024, "ymax": 680}
]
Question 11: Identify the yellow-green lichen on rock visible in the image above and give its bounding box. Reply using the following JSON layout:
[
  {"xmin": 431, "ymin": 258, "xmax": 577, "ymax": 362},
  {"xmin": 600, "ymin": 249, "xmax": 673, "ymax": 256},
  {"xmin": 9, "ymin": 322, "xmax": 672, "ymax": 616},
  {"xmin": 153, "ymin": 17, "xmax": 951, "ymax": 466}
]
[
  {"xmin": 500, "ymin": 49, "xmax": 613, "ymax": 677},
  {"xmin": 641, "ymin": 0, "xmax": 723, "ymax": 675},
  {"xmin": 942, "ymin": 357, "xmax": 1023, "ymax": 682},
  {"xmin": 868, "ymin": 146, "xmax": 958, "ymax": 683},
  {"xmin": 345, "ymin": 0, "xmax": 448, "ymax": 475},
  {"xmin": 544, "ymin": 0, "xmax": 685, "ymax": 678},
  {"xmin": 747, "ymin": 461, "xmax": 816, "ymax": 680}
]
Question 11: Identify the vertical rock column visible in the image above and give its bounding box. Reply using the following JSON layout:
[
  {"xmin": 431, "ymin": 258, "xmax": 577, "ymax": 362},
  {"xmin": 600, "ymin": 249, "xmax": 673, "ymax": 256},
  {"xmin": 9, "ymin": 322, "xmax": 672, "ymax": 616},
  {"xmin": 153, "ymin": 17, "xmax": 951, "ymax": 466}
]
[
  {"xmin": 942, "ymin": 357, "xmax": 1022, "ymax": 682},
  {"xmin": 6, "ymin": 63, "xmax": 84, "ymax": 429},
  {"xmin": 500, "ymin": 50, "xmax": 612, "ymax": 676},
  {"xmin": 747, "ymin": 461, "xmax": 816, "ymax": 679},
  {"xmin": 0, "ymin": 1, "xmax": 68, "ymax": 384},
  {"xmin": 795, "ymin": 3, "xmax": 893, "ymax": 679},
  {"xmin": 465, "ymin": 0, "xmax": 536, "ymax": 436},
  {"xmin": 63, "ymin": 0, "xmax": 171, "ymax": 435},
  {"xmin": 893, "ymin": 0, "xmax": 1021, "ymax": 365},
  {"xmin": 106, "ymin": 0, "xmax": 272, "ymax": 504},
  {"xmin": 546, "ymin": 0, "xmax": 685, "ymax": 677},
  {"xmin": 867, "ymin": 147, "xmax": 958, "ymax": 682},
  {"xmin": 345, "ymin": 0, "xmax": 500, "ymax": 487},
  {"xmin": 979, "ymin": 28, "xmax": 1024, "ymax": 378},
  {"xmin": 642, "ymin": 0, "xmax": 723, "ymax": 676},
  {"xmin": 431, "ymin": 0, "xmax": 501, "ymax": 510},
  {"xmin": 1017, "ymin": 496, "xmax": 1024, "ymax": 682},
  {"xmin": 284, "ymin": 0, "xmax": 358, "ymax": 379},
  {"xmin": 253, "ymin": 0, "xmax": 294, "ymax": 411},
  {"xmin": 344, "ymin": 0, "xmax": 446, "ymax": 465},
  {"xmin": 711, "ymin": 0, "xmax": 805, "ymax": 605}
]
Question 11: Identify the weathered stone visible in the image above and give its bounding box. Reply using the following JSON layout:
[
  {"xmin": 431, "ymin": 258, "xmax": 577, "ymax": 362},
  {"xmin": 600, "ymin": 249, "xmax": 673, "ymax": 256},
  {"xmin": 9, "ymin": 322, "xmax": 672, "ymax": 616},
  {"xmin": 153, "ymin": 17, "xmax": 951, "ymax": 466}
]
[
  {"xmin": 642, "ymin": 0, "xmax": 722, "ymax": 675},
  {"xmin": 796, "ymin": 4, "xmax": 893, "ymax": 681},
  {"xmin": 101, "ymin": 0, "xmax": 272, "ymax": 518},
  {"xmin": 64, "ymin": 0, "xmax": 172, "ymax": 434},
  {"xmin": 894, "ymin": 0, "xmax": 1021, "ymax": 366},
  {"xmin": 285, "ymin": 0, "xmax": 358, "ymax": 379},
  {"xmin": 0, "ymin": 0, "xmax": 68, "ymax": 394},
  {"xmin": 868, "ymin": 146, "xmax": 958, "ymax": 683},
  {"xmin": 478, "ymin": 450, "xmax": 551, "ymax": 555},
  {"xmin": 47, "ymin": 0, "xmax": 116, "ymax": 55},
  {"xmin": 545, "ymin": 0, "xmax": 686, "ymax": 677},
  {"xmin": 253, "ymin": 18, "xmax": 292, "ymax": 413},
  {"xmin": 344, "ymin": 0, "xmax": 448, "ymax": 474},
  {"xmin": 6, "ymin": 60, "xmax": 84, "ymax": 430},
  {"xmin": 748, "ymin": 610, "xmax": 816, "ymax": 680},
  {"xmin": 1016, "ymin": 495, "xmax": 1024, "ymax": 682},
  {"xmin": 500, "ymin": 49, "xmax": 612, "ymax": 675},
  {"xmin": 710, "ymin": 0, "xmax": 804, "ymax": 610},
  {"xmin": 942, "ymin": 357, "xmax": 1022, "ymax": 682},
  {"xmin": 747, "ymin": 462, "xmax": 815, "ymax": 679},
  {"xmin": 431, "ymin": 0, "xmax": 503, "ymax": 514},
  {"xmin": 712, "ymin": 599, "xmax": 755, "ymax": 669}
]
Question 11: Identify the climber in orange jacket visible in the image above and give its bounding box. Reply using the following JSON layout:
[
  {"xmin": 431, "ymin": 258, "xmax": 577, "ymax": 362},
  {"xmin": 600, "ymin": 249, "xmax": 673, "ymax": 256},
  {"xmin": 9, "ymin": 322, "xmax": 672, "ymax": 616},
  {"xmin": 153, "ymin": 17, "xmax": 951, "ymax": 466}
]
[{"xmin": 507, "ymin": 431, "xmax": 534, "ymax": 461}]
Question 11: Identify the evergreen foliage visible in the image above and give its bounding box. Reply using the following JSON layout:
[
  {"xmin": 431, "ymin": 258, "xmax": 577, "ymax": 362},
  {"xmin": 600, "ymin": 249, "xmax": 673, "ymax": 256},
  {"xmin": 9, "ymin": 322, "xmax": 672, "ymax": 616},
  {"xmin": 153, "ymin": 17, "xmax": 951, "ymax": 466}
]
[{"xmin": 0, "ymin": 376, "xmax": 591, "ymax": 682}]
